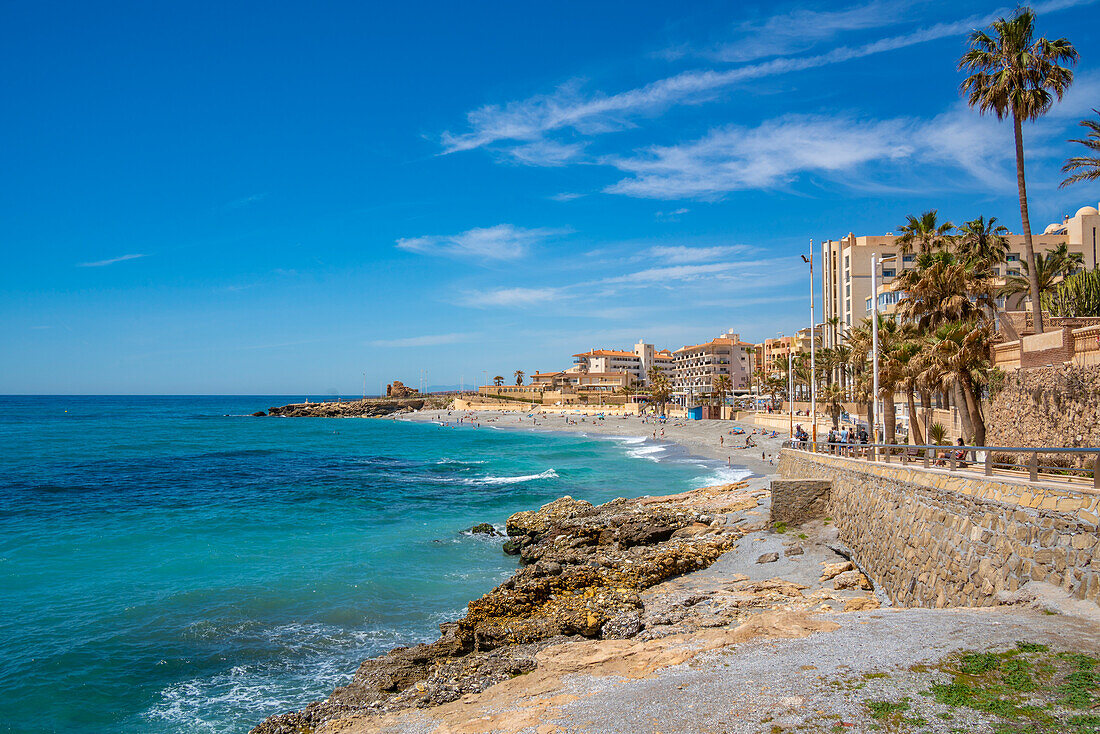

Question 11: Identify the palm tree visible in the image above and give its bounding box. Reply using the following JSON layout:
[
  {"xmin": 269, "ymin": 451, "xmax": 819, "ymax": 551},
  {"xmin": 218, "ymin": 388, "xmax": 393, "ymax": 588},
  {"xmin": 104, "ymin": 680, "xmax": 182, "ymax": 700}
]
[
  {"xmin": 647, "ymin": 368, "xmax": 672, "ymax": 416},
  {"xmin": 1060, "ymin": 109, "xmax": 1100, "ymax": 187},
  {"xmin": 493, "ymin": 375, "xmax": 504, "ymax": 387},
  {"xmin": 712, "ymin": 374, "xmax": 732, "ymax": 407},
  {"xmin": 514, "ymin": 370, "xmax": 525, "ymax": 386},
  {"xmin": 959, "ymin": 7, "xmax": 1078, "ymax": 334},
  {"xmin": 955, "ymin": 216, "xmax": 1009, "ymax": 272},
  {"xmin": 896, "ymin": 251, "xmax": 994, "ymax": 330},
  {"xmin": 925, "ymin": 320, "xmax": 993, "ymax": 445},
  {"xmin": 998, "ymin": 248, "xmax": 1075, "ymax": 308},
  {"xmin": 896, "ymin": 210, "xmax": 955, "ymax": 255},
  {"xmin": 820, "ymin": 384, "xmax": 845, "ymax": 429}
]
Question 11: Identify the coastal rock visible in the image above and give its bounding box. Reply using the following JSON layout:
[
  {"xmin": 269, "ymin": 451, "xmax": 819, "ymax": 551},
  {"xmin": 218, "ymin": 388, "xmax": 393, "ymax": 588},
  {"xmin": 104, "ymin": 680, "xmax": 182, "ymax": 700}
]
[
  {"xmin": 263, "ymin": 398, "xmax": 442, "ymax": 418},
  {"xmin": 251, "ymin": 490, "xmax": 743, "ymax": 734},
  {"xmin": 251, "ymin": 411, "xmax": 266, "ymax": 417},
  {"xmin": 820, "ymin": 561, "xmax": 854, "ymax": 581},
  {"xmin": 842, "ymin": 595, "xmax": 881, "ymax": 611},
  {"xmin": 757, "ymin": 552, "xmax": 780, "ymax": 564},
  {"xmin": 833, "ymin": 570, "xmax": 873, "ymax": 591},
  {"xmin": 469, "ymin": 523, "xmax": 501, "ymax": 536}
]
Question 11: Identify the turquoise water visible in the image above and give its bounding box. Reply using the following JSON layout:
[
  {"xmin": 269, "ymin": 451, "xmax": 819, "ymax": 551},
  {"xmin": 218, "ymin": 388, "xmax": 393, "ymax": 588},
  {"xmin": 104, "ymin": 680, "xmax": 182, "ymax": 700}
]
[{"xmin": 0, "ymin": 396, "xmax": 748, "ymax": 734}]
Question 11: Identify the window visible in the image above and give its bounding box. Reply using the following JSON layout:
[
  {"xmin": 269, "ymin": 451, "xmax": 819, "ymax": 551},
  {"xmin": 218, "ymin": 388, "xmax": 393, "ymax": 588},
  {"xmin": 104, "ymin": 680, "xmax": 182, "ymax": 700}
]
[
  {"xmin": 845, "ymin": 284, "xmax": 851, "ymax": 297},
  {"xmin": 902, "ymin": 255, "xmax": 914, "ymax": 263},
  {"xmin": 1007, "ymin": 253, "xmax": 1019, "ymax": 262},
  {"xmin": 865, "ymin": 296, "xmax": 872, "ymax": 312},
  {"xmin": 1008, "ymin": 269, "xmax": 1020, "ymax": 277},
  {"xmin": 882, "ymin": 268, "xmax": 895, "ymax": 278}
]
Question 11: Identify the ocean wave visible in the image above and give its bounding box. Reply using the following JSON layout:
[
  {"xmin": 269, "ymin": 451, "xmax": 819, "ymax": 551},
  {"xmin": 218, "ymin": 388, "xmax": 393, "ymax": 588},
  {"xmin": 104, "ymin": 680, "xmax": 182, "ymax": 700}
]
[
  {"xmin": 464, "ymin": 469, "xmax": 558, "ymax": 485},
  {"xmin": 436, "ymin": 458, "xmax": 486, "ymax": 465},
  {"xmin": 627, "ymin": 444, "xmax": 667, "ymax": 462},
  {"xmin": 604, "ymin": 435, "xmax": 646, "ymax": 445},
  {"xmin": 691, "ymin": 466, "xmax": 753, "ymax": 486}
]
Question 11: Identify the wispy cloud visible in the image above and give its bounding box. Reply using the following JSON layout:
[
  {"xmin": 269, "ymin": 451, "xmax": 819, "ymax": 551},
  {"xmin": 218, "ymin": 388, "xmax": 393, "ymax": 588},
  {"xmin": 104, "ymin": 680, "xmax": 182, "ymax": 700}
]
[
  {"xmin": 371, "ymin": 332, "xmax": 479, "ymax": 347},
  {"xmin": 647, "ymin": 244, "xmax": 748, "ymax": 263},
  {"xmin": 396, "ymin": 224, "xmax": 567, "ymax": 261},
  {"xmin": 549, "ymin": 192, "xmax": 584, "ymax": 202},
  {"xmin": 440, "ymin": 0, "xmax": 1095, "ymax": 157},
  {"xmin": 458, "ymin": 286, "xmax": 562, "ymax": 307},
  {"xmin": 222, "ymin": 193, "xmax": 268, "ymax": 210},
  {"xmin": 707, "ymin": 0, "xmax": 908, "ymax": 63},
  {"xmin": 77, "ymin": 253, "xmax": 147, "ymax": 267},
  {"xmin": 604, "ymin": 115, "xmax": 912, "ymax": 199},
  {"xmin": 506, "ymin": 139, "xmax": 586, "ymax": 167},
  {"xmin": 654, "ymin": 208, "xmax": 690, "ymax": 221}
]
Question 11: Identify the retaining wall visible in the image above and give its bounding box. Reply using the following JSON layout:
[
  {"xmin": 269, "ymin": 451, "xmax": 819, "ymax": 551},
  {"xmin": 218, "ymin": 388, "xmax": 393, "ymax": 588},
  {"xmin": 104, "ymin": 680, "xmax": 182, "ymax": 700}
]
[{"xmin": 778, "ymin": 450, "xmax": 1100, "ymax": 608}]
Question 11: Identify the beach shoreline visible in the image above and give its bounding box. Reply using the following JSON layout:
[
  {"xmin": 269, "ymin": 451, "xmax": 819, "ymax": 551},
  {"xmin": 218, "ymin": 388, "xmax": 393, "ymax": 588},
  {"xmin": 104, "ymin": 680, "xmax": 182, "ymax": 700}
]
[{"xmin": 400, "ymin": 407, "xmax": 790, "ymax": 479}]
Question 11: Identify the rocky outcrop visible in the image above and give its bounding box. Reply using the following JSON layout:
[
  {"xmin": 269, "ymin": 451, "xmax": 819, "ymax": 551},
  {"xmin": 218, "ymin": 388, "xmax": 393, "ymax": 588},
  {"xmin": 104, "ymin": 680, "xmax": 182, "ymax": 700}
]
[
  {"xmin": 263, "ymin": 398, "xmax": 439, "ymax": 418},
  {"xmin": 251, "ymin": 491, "xmax": 743, "ymax": 734}
]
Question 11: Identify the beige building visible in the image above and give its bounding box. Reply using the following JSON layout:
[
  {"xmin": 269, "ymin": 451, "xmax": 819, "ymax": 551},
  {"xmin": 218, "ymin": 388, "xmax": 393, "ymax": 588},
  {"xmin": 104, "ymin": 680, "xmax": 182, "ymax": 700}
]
[
  {"xmin": 671, "ymin": 330, "xmax": 755, "ymax": 402},
  {"xmin": 570, "ymin": 340, "xmax": 673, "ymax": 384},
  {"xmin": 821, "ymin": 204, "xmax": 1100, "ymax": 346}
]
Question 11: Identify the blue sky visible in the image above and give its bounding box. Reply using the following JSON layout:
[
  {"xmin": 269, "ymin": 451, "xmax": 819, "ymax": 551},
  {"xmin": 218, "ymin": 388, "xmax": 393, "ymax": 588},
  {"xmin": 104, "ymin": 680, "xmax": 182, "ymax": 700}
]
[{"xmin": 3, "ymin": 0, "xmax": 1099, "ymax": 394}]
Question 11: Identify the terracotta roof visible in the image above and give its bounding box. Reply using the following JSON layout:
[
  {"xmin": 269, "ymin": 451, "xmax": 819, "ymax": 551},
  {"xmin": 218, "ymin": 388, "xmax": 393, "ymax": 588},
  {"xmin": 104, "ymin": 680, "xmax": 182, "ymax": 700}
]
[{"xmin": 572, "ymin": 349, "xmax": 637, "ymax": 358}]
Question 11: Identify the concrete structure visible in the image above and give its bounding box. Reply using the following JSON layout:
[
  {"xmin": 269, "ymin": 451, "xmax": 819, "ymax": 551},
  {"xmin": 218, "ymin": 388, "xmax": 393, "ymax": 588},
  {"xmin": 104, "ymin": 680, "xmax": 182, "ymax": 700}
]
[
  {"xmin": 821, "ymin": 204, "xmax": 1100, "ymax": 346},
  {"xmin": 779, "ymin": 449, "xmax": 1100, "ymax": 608},
  {"xmin": 671, "ymin": 330, "xmax": 754, "ymax": 402}
]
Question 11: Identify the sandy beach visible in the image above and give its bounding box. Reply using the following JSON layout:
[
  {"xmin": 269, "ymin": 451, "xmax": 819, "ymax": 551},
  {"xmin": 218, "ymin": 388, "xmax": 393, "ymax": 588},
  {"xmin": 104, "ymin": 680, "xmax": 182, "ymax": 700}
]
[{"xmin": 402, "ymin": 408, "xmax": 791, "ymax": 479}]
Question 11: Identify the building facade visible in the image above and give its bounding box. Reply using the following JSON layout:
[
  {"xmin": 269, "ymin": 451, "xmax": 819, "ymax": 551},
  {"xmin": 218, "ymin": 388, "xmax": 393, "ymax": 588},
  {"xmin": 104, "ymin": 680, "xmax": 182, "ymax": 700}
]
[
  {"xmin": 671, "ymin": 330, "xmax": 754, "ymax": 402},
  {"xmin": 820, "ymin": 204, "xmax": 1100, "ymax": 346},
  {"xmin": 571, "ymin": 340, "xmax": 673, "ymax": 384}
]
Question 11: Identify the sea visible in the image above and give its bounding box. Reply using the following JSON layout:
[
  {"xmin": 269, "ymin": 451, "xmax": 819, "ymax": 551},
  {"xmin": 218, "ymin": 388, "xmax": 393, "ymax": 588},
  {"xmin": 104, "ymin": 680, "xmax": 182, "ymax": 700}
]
[{"xmin": 0, "ymin": 396, "xmax": 751, "ymax": 734}]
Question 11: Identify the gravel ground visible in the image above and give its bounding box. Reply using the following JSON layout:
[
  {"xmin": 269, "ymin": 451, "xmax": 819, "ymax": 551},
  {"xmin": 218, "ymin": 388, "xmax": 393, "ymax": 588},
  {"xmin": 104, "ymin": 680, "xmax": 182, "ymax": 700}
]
[{"xmin": 541, "ymin": 607, "xmax": 1100, "ymax": 734}]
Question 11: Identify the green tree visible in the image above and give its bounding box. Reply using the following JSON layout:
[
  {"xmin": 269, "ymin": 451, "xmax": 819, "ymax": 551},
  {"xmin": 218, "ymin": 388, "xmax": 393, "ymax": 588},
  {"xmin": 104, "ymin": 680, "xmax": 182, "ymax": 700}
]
[
  {"xmin": 955, "ymin": 215, "xmax": 1009, "ymax": 272},
  {"xmin": 925, "ymin": 320, "xmax": 993, "ymax": 445},
  {"xmin": 896, "ymin": 251, "xmax": 994, "ymax": 331},
  {"xmin": 959, "ymin": 7, "xmax": 1078, "ymax": 334},
  {"xmin": 514, "ymin": 370, "xmax": 525, "ymax": 386},
  {"xmin": 647, "ymin": 368, "xmax": 672, "ymax": 416},
  {"xmin": 493, "ymin": 375, "xmax": 504, "ymax": 386},
  {"xmin": 1043, "ymin": 267, "xmax": 1100, "ymax": 316},
  {"xmin": 998, "ymin": 247, "xmax": 1077, "ymax": 308},
  {"xmin": 712, "ymin": 374, "xmax": 732, "ymax": 407},
  {"xmin": 820, "ymin": 383, "xmax": 845, "ymax": 430},
  {"xmin": 1060, "ymin": 109, "xmax": 1100, "ymax": 187},
  {"xmin": 896, "ymin": 210, "xmax": 956, "ymax": 255}
]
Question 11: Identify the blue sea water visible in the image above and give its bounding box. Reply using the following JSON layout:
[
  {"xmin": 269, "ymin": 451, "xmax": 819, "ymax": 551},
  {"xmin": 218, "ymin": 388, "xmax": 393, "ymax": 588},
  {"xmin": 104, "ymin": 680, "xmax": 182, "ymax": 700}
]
[{"xmin": 0, "ymin": 396, "xmax": 748, "ymax": 734}]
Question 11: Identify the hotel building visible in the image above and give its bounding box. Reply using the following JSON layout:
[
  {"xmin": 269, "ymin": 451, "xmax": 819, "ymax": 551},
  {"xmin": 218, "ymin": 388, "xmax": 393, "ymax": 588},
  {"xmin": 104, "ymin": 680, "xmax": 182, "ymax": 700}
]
[
  {"xmin": 570, "ymin": 340, "xmax": 674, "ymax": 384},
  {"xmin": 671, "ymin": 330, "xmax": 755, "ymax": 401},
  {"xmin": 820, "ymin": 204, "xmax": 1100, "ymax": 347}
]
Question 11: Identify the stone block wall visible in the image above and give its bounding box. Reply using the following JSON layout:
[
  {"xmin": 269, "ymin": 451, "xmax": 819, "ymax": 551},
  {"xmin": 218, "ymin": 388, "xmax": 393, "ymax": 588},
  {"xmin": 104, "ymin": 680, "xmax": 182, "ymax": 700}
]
[
  {"xmin": 987, "ymin": 363, "xmax": 1100, "ymax": 454},
  {"xmin": 770, "ymin": 479, "xmax": 831, "ymax": 528},
  {"xmin": 778, "ymin": 450, "xmax": 1100, "ymax": 608}
]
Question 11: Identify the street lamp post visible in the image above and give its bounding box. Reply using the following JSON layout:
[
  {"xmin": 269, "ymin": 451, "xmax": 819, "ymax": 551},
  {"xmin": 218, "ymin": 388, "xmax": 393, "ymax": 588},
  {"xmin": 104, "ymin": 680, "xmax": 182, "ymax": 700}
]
[{"xmin": 801, "ymin": 244, "xmax": 817, "ymax": 444}]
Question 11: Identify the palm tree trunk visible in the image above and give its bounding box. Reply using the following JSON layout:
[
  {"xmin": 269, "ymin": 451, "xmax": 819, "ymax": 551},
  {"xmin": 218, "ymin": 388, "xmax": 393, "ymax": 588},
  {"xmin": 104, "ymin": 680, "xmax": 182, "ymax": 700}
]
[
  {"xmin": 907, "ymin": 388, "xmax": 924, "ymax": 445},
  {"xmin": 961, "ymin": 378, "xmax": 985, "ymax": 446},
  {"xmin": 1014, "ymin": 112, "xmax": 1044, "ymax": 334},
  {"xmin": 953, "ymin": 382, "xmax": 974, "ymax": 443},
  {"xmin": 883, "ymin": 393, "xmax": 896, "ymax": 444},
  {"xmin": 920, "ymin": 390, "xmax": 933, "ymax": 447}
]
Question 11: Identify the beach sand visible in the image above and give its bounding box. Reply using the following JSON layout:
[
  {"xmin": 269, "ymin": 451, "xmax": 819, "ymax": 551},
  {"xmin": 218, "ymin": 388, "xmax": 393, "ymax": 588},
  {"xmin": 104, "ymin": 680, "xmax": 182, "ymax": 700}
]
[{"xmin": 403, "ymin": 409, "xmax": 792, "ymax": 479}]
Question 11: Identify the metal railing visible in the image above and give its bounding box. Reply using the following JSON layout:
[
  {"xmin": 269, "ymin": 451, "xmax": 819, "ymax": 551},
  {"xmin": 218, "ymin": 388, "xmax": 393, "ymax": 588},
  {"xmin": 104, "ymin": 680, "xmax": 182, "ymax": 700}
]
[{"xmin": 783, "ymin": 440, "xmax": 1100, "ymax": 489}]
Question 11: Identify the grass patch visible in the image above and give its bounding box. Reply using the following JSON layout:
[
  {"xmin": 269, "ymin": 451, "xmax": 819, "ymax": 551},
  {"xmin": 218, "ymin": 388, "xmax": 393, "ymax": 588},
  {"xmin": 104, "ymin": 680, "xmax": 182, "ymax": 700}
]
[
  {"xmin": 923, "ymin": 644, "xmax": 1100, "ymax": 731},
  {"xmin": 867, "ymin": 698, "xmax": 909, "ymax": 719},
  {"xmin": 773, "ymin": 521, "xmax": 787, "ymax": 534}
]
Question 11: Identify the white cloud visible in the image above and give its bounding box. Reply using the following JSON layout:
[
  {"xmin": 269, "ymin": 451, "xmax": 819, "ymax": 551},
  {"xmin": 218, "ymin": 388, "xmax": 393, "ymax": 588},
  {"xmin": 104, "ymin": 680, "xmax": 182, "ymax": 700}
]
[
  {"xmin": 506, "ymin": 139, "xmax": 586, "ymax": 167},
  {"xmin": 77, "ymin": 253, "xmax": 146, "ymax": 267},
  {"xmin": 459, "ymin": 287, "xmax": 563, "ymax": 307},
  {"xmin": 222, "ymin": 193, "xmax": 267, "ymax": 210},
  {"xmin": 440, "ymin": 0, "xmax": 1096, "ymax": 156},
  {"xmin": 371, "ymin": 332, "xmax": 478, "ymax": 347},
  {"xmin": 708, "ymin": 1, "xmax": 908, "ymax": 63},
  {"xmin": 549, "ymin": 192, "xmax": 584, "ymax": 202},
  {"xmin": 654, "ymin": 208, "xmax": 690, "ymax": 221},
  {"xmin": 604, "ymin": 115, "xmax": 912, "ymax": 199},
  {"xmin": 647, "ymin": 244, "xmax": 747, "ymax": 263},
  {"xmin": 396, "ymin": 224, "xmax": 565, "ymax": 261}
]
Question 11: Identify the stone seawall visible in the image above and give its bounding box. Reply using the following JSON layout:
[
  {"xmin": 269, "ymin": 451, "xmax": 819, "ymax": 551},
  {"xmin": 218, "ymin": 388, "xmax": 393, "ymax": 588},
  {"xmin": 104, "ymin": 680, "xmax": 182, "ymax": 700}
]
[
  {"xmin": 778, "ymin": 450, "xmax": 1100, "ymax": 608},
  {"xmin": 986, "ymin": 363, "xmax": 1100, "ymax": 454}
]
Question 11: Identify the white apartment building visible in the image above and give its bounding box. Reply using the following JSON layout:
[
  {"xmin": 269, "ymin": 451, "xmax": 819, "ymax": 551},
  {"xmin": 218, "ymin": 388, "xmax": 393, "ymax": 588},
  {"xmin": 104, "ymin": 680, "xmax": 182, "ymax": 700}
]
[
  {"xmin": 571, "ymin": 340, "xmax": 674, "ymax": 384},
  {"xmin": 821, "ymin": 204, "xmax": 1100, "ymax": 346},
  {"xmin": 671, "ymin": 330, "xmax": 754, "ymax": 402}
]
